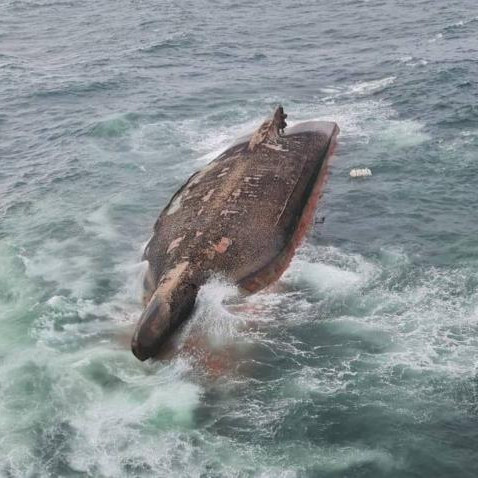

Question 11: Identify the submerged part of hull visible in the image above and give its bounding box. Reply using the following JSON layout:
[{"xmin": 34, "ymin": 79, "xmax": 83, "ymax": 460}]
[{"xmin": 132, "ymin": 107, "xmax": 339, "ymax": 360}]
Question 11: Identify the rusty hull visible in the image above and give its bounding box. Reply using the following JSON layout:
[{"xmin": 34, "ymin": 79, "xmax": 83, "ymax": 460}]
[{"xmin": 132, "ymin": 108, "xmax": 339, "ymax": 360}]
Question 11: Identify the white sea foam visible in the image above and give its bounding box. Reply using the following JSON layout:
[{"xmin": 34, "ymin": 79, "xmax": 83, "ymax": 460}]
[
  {"xmin": 398, "ymin": 56, "xmax": 428, "ymax": 67},
  {"xmin": 133, "ymin": 115, "xmax": 262, "ymax": 166},
  {"xmin": 291, "ymin": 98, "xmax": 430, "ymax": 157},
  {"xmin": 348, "ymin": 76, "xmax": 396, "ymax": 96},
  {"xmin": 89, "ymin": 115, "xmax": 133, "ymax": 139},
  {"xmin": 438, "ymin": 129, "xmax": 478, "ymax": 159},
  {"xmin": 181, "ymin": 276, "xmax": 244, "ymax": 347},
  {"xmin": 83, "ymin": 204, "xmax": 118, "ymax": 240},
  {"xmin": 292, "ymin": 363, "xmax": 356, "ymax": 396},
  {"xmin": 285, "ymin": 245, "xmax": 378, "ymax": 295},
  {"xmin": 246, "ymin": 242, "xmax": 478, "ymax": 402},
  {"xmin": 20, "ymin": 240, "xmax": 94, "ymax": 298},
  {"xmin": 289, "ymin": 99, "xmax": 399, "ymax": 149},
  {"xmin": 429, "ymin": 32, "xmax": 443, "ymax": 42},
  {"xmin": 317, "ymin": 76, "xmax": 396, "ymax": 102},
  {"xmin": 3, "ymin": 228, "xmax": 477, "ymax": 477},
  {"xmin": 287, "ymin": 96, "xmax": 431, "ymax": 168},
  {"xmin": 376, "ymin": 119, "xmax": 431, "ymax": 149},
  {"xmin": 0, "ymin": 331, "xmax": 204, "ymax": 475},
  {"xmin": 132, "ymin": 92, "xmax": 424, "ymax": 191},
  {"xmin": 288, "ymin": 261, "xmax": 365, "ymax": 296},
  {"xmin": 319, "ymin": 86, "xmax": 342, "ymax": 95},
  {"xmin": 190, "ymin": 116, "xmax": 264, "ymax": 165},
  {"xmin": 112, "ymin": 259, "xmax": 148, "ymax": 306},
  {"xmin": 445, "ymin": 16, "xmax": 478, "ymax": 29},
  {"xmin": 65, "ymin": 353, "xmax": 201, "ymax": 477}
]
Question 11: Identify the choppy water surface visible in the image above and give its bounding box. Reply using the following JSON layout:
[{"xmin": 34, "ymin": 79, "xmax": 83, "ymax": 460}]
[{"xmin": 2, "ymin": 0, "xmax": 478, "ymax": 476}]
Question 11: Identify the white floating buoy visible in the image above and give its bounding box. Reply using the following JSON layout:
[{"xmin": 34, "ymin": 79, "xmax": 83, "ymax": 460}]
[{"xmin": 350, "ymin": 168, "xmax": 372, "ymax": 178}]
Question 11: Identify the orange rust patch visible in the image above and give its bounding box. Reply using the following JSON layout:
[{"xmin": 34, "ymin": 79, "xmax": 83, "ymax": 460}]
[{"xmin": 213, "ymin": 237, "xmax": 232, "ymax": 253}]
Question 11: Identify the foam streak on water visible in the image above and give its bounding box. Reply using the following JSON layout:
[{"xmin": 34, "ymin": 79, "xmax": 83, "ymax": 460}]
[{"xmin": 1, "ymin": 0, "xmax": 478, "ymax": 476}]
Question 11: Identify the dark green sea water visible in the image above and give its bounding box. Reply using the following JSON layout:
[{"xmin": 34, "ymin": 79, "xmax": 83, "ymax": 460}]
[{"xmin": 1, "ymin": 0, "xmax": 478, "ymax": 476}]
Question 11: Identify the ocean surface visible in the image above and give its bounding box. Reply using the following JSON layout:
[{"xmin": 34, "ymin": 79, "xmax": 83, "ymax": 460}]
[{"xmin": 1, "ymin": 0, "xmax": 478, "ymax": 476}]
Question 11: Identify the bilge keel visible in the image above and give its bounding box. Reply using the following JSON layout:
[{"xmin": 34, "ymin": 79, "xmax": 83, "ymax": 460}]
[{"xmin": 132, "ymin": 107, "xmax": 339, "ymax": 360}]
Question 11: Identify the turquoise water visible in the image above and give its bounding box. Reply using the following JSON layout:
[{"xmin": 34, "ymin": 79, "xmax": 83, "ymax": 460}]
[{"xmin": 1, "ymin": 0, "xmax": 478, "ymax": 476}]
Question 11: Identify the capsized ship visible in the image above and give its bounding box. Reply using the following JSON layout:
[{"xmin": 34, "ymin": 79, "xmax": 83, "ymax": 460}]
[{"xmin": 132, "ymin": 106, "xmax": 339, "ymax": 360}]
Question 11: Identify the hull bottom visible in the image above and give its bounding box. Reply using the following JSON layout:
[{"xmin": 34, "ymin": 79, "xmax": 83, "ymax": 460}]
[{"xmin": 239, "ymin": 128, "xmax": 338, "ymax": 292}]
